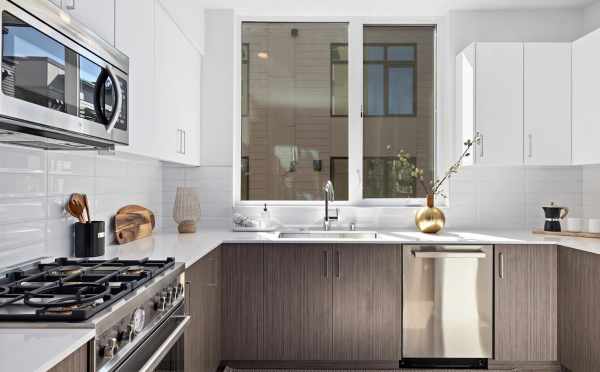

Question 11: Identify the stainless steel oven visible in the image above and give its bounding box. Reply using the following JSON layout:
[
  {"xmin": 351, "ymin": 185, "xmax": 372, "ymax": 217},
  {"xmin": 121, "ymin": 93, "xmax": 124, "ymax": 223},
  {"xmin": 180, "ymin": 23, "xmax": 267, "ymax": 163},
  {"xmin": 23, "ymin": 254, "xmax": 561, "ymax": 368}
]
[
  {"xmin": 0, "ymin": 0, "xmax": 128, "ymax": 150},
  {"xmin": 402, "ymin": 245, "xmax": 493, "ymax": 368},
  {"xmin": 112, "ymin": 303, "xmax": 190, "ymax": 372}
]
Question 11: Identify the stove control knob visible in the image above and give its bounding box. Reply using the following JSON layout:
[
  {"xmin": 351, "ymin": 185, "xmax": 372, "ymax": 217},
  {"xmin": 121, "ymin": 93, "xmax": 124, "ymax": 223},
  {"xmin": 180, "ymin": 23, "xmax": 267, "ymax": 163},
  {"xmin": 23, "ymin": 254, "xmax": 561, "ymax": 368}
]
[
  {"xmin": 103, "ymin": 338, "xmax": 118, "ymax": 359},
  {"xmin": 157, "ymin": 294, "xmax": 167, "ymax": 311},
  {"xmin": 167, "ymin": 286, "xmax": 175, "ymax": 304},
  {"xmin": 176, "ymin": 283, "xmax": 184, "ymax": 298}
]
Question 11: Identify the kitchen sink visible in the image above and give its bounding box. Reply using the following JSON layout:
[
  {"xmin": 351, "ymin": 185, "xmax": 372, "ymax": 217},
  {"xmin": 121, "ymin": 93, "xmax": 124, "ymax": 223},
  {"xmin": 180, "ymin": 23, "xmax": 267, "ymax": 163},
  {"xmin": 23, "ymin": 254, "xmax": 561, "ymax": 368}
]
[{"xmin": 277, "ymin": 230, "xmax": 378, "ymax": 240}]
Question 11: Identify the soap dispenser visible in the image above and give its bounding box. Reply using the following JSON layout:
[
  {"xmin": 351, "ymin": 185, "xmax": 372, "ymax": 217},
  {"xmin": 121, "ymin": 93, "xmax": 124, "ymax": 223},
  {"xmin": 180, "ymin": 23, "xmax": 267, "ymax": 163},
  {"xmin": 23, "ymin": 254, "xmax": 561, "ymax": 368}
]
[{"xmin": 260, "ymin": 203, "xmax": 271, "ymax": 228}]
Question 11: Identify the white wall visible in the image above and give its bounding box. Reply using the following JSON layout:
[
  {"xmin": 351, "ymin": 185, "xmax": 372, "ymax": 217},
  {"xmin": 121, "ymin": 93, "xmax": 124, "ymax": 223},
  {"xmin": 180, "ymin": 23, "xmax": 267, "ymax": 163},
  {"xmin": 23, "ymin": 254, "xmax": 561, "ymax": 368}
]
[
  {"xmin": 158, "ymin": 0, "xmax": 205, "ymax": 53},
  {"xmin": 0, "ymin": 144, "xmax": 163, "ymax": 267},
  {"xmin": 583, "ymin": 1, "xmax": 600, "ymax": 35},
  {"xmin": 160, "ymin": 6, "xmax": 589, "ymax": 232}
]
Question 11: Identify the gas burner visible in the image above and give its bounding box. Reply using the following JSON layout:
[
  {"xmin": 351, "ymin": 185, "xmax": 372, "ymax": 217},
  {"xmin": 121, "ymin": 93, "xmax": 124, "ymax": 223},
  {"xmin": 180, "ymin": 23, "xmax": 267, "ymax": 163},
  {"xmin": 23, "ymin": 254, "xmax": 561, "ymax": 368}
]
[
  {"xmin": 0, "ymin": 257, "xmax": 176, "ymax": 321},
  {"xmin": 49, "ymin": 265, "xmax": 83, "ymax": 276},
  {"xmin": 24, "ymin": 282, "xmax": 109, "ymax": 309}
]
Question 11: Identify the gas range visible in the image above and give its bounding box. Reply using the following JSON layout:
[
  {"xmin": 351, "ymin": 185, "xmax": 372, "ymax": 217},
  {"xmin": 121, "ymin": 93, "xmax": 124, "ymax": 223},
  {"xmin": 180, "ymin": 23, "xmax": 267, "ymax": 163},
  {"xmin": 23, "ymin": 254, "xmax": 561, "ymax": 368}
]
[{"xmin": 0, "ymin": 257, "xmax": 187, "ymax": 372}]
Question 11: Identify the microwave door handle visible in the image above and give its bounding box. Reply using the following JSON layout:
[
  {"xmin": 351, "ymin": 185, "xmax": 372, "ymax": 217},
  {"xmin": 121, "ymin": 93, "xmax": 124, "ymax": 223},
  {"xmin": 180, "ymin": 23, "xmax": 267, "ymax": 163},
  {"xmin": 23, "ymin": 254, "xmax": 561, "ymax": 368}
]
[
  {"xmin": 138, "ymin": 315, "xmax": 191, "ymax": 372},
  {"xmin": 105, "ymin": 65, "xmax": 123, "ymax": 134}
]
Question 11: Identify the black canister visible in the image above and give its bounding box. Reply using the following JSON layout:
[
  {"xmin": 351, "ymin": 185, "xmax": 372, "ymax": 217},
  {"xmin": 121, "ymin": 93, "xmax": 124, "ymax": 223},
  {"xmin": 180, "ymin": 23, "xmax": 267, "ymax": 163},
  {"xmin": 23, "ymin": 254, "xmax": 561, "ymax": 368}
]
[
  {"xmin": 542, "ymin": 202, "xmax": 569, "ymax": 232},
  {"xmin": 74, "ymin": 221, "xmax": 106, "ymax": 257}
]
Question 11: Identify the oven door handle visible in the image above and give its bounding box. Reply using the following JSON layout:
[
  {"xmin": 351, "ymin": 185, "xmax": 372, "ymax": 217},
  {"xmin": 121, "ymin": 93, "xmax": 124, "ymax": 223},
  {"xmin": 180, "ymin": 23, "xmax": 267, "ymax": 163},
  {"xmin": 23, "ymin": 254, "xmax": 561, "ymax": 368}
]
[
  {"xmin": 412, "ymin": 250, "xmax": 486, "ymax": 259},
  {"xmin": 137, "ymin": 315, "xmax": 191, "ymax": 372},
  {"xmin": 104, "ymin": 65, "xmax": 123, "ymax": 134}
]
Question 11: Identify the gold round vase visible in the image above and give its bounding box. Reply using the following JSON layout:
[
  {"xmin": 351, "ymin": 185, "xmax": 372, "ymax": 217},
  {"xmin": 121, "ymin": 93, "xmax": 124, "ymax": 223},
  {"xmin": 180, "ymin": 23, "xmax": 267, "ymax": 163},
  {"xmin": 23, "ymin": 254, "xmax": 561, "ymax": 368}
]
[{"xmin": 415, "ymin": 194, "xmax": 445, "ymax": 233}]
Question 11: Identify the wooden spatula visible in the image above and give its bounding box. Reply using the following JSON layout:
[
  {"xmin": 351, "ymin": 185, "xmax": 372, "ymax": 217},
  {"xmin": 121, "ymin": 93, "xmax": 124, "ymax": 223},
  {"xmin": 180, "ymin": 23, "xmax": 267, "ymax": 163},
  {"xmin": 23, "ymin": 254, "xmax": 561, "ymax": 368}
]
[{"xmin": 67, "ymin": 194, "xmax": 86, "ymax": 223}]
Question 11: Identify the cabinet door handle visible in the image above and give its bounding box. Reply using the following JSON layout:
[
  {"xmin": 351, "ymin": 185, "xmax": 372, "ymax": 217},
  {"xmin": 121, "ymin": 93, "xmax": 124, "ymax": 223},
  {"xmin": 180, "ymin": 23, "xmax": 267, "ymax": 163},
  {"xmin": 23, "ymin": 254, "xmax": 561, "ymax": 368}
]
[
  {"xmin": 478, "ymin": 132, "xmax": 484, "ymax": 158},
  {"xmin": 323, "ymin": 250, "xmax": 328, "ymax": 278},
  {"xmin": 498, "ymin": 252, "xmax": 504, "ymax": 279},
  {"xmin": 65, "ymin": 0, "xmax": 75, "ymax": 10},
  {"xmin": 528, "ymin": 133, "xmax": 533, "ymax": 158},
  {"xmin": 182, "ymin": 130, "xmax": 186, "ymax": 155},
  {"xmin": 184, "ymin": 281, "xmax": 191, "ymax": 315},
  {"xmin": 335, "ymin": 251, "xmax": 341, "ymax": 279}
]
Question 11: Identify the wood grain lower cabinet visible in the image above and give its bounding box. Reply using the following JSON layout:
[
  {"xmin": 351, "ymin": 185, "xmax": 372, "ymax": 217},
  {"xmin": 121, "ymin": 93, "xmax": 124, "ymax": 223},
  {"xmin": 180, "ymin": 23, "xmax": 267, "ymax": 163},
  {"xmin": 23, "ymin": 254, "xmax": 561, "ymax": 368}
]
[
  {"xmin": 221, "ymin": 244, "xmax": 264, "ymax": 360},
  {"xmin": 261, "ymin": 244, "xmax": 333, "ymax": 360},
  {"xmin": 558, "ymin": 246, "xmax": 600, "ymax": 372},
  {"xmin": 494, "ymin": 245, "xmax": 557, "ymax": 362},
  {"xmin": 333, "ymin": 244, "xmax": 402, "ymax": 361},
  {"xmin": 48, "ymin": 343, "xmax": 88, "ymax": 372},
  {"xmin": 185, "ymin": 247, "xmax": 221, "ymax": 372}
]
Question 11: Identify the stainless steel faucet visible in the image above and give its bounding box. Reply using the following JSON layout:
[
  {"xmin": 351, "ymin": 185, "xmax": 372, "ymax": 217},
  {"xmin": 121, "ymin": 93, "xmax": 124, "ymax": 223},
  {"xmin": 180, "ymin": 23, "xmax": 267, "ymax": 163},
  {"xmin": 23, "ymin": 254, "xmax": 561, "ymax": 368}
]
[{"xmin": 323, "ymin": 180, "xmax": 338, "ymax": 231}]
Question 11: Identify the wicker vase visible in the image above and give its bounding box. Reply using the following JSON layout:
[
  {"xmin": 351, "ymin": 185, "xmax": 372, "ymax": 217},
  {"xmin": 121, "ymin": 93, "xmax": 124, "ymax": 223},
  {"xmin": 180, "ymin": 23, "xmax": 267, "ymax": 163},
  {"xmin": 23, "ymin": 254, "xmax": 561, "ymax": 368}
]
[
  {"xmin": 173, "ymin": 187, "xmax": 200, "ymax": 233},
  {"xmin": 415, "ymin": 194, "xmax": 445, "ymax": 234}
]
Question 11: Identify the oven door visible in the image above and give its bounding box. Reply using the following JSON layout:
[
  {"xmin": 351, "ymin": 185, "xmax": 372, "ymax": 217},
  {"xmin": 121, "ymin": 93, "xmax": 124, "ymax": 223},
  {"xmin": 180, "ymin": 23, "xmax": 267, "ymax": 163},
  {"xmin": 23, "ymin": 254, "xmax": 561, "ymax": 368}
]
[{"xmin": 114, "ymin": 304, "xmax": 190, "ymax": 372}]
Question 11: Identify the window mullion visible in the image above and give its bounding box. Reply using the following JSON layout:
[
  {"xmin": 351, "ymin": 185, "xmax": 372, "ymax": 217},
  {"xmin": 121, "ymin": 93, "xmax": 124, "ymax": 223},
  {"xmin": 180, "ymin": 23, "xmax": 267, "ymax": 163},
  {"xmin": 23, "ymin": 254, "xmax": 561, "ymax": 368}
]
[{"xmin": 348, "ymin": 20, "xmax": 363, "ymax": 204}]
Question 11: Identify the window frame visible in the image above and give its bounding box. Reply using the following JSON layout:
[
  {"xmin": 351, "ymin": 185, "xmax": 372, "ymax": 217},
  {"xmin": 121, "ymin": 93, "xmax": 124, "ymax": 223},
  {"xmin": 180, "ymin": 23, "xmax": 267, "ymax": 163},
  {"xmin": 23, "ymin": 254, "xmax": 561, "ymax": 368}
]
[
  {"xmin": 241, "ymin": 43, "xmax": 250, "ymax": 117},
  {"xmin": 234, "ymin": 17, "xmax": 439, "ymax": 208},
  {"xmin": 363, "ymin": 42, "xmax": 418, "ymax": 117}
]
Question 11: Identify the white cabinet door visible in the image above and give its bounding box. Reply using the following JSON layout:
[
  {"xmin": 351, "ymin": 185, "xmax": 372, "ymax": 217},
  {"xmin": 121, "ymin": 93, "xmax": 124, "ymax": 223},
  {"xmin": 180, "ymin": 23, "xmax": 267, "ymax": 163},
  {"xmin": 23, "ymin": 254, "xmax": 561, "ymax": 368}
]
[
  {"xmin": 114, "ymin": 0, "xmax": 155, "ymax": 157},
  {"xmin": 524, "ymin": 43, "xmax": 572, "ymax": 166},
  {"xmin": 155, "ymin": 1, "xmax": 201, "ymax": 166},
  {"xmin": 572, "ymin": 28, "xmax": 600, "ymax": 165},
  {"xmin": 456, "ymin": 44, "xmax": 476, "ymax": 166},
  {"xmin": 475, "ymin": 43, "xmax": 524, "ymax": 165},
  {"xmin": 61, "ymin": 0, "xmax": 115, "ymax": 45}
]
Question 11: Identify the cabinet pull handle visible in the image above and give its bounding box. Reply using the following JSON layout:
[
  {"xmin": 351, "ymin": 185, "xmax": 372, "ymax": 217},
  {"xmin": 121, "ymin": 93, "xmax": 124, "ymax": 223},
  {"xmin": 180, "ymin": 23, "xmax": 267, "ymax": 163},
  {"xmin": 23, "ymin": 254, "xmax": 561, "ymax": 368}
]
[
  {"xmin": 323, "ymin": 250, "xmax": 328, "ymax": 278},
  {"xmin": 499, "ymin": 252, "xmax": 504, "ymax": 279},
  {"xmin": 66, "ymin": 0, "xmax": 75, "ymax": 10},
  {"xmin": 182, "ymin": 130, "xmax": 186, "ymax": 154},
  {"xmin": 528, "ymin": 133, "xmax": 533, "ymax": 158},
  {"xmin": 184, "ymin": 280, "xmax": 191, "ymax": 315},
  {"xmin": 335, "ymin": 251, "xmax": 341, "ymax": 279},
  {"xmin": 478, "ymin": 132, "xmax": 484, "ymax": 158}
]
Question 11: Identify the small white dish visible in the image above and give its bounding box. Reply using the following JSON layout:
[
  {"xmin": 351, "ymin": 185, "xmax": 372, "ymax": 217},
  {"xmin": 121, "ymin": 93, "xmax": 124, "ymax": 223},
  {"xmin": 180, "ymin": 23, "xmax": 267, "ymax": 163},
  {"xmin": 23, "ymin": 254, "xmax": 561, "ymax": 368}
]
[
  {"xmin": 588, "ymin": 219, "xmax": 600, "ymax": 234},
  {"xmin": 565, "ymin": 218, "xmax": 584, "ymax": 232}
]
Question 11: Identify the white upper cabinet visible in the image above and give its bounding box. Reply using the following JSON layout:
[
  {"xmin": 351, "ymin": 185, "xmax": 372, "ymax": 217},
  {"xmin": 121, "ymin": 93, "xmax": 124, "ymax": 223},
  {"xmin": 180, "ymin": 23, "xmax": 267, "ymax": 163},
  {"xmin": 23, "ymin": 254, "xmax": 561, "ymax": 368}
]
[
  {"xmin": 114, "ymin": 0, "xmax": 156, "ymax": 158},
  {"xmin": 474, "ymin": 43, "xmax": 524, "ymax": 165},
  {"xmin": 59, "ymin": 0, "xmax": 115, "ymax": 45},
  {"xmin": 457, "ymin": 42, "xmax": 573, "ymax": 167},
  {"xmin": 572, "ymin": 28, "xmax": 600, "ymax": 165},
  {"xmin": 524, "ymin": 43, "xmax": 572, "ymax": 166},
  {"xmin": 155, "ymin": 1, "xmax": 201, "ymax": 166}
]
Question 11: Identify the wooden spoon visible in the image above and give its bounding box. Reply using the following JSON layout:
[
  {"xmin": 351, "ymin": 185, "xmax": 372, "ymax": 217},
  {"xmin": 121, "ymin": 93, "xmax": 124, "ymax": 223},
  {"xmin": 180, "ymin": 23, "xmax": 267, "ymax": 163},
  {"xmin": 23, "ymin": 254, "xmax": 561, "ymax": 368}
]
[
  {"xmin": 83, "ymin": 194, "xmax": 91, "ymax": 222},
  {"xmin": 67, "ymin": 194, "xmax": 86, "ymax": 223}
]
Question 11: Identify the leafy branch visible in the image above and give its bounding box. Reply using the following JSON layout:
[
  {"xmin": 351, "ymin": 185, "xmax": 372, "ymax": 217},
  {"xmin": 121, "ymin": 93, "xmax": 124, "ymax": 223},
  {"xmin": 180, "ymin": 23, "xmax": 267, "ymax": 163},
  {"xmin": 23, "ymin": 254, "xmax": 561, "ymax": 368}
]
[{"xmin": 397, "ymin": 134, "xmax": 481, "ymax": 198}]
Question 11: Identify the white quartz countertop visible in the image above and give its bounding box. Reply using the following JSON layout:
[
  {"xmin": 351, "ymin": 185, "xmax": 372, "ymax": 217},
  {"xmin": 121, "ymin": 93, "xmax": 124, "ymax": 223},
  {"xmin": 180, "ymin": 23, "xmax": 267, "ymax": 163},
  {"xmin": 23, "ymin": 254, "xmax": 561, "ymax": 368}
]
[
  {"xmin": 0, "ymin": 328, "xmax": 94, "ymax": 372},
  {"xmin": 101, "ymin": 227, "xmax": 600, "ymax": 268}
]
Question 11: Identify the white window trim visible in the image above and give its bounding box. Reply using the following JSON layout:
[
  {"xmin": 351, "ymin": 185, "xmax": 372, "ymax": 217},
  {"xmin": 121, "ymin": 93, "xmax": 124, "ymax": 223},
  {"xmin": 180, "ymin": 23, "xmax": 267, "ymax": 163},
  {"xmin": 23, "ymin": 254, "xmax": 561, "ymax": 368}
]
[{"xmin": 234, "ymin": 15, "xmax": 444, "ymax": 208}]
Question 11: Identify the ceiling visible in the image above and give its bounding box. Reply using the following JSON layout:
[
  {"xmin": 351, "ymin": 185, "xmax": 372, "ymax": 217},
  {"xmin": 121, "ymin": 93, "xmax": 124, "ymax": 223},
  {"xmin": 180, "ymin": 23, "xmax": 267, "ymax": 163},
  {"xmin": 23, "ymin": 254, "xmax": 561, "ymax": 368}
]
[{"xmin": 202, "ymin": 0, "xmax": 598, "ymax": 16}]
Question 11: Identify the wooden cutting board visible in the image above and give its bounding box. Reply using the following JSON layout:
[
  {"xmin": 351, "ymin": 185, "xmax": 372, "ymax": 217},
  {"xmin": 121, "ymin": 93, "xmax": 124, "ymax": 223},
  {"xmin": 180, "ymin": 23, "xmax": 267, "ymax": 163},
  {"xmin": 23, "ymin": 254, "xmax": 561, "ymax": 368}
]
[{"xmin": 115, "ymin": 205, "xmax": 155, "ymax": 244}]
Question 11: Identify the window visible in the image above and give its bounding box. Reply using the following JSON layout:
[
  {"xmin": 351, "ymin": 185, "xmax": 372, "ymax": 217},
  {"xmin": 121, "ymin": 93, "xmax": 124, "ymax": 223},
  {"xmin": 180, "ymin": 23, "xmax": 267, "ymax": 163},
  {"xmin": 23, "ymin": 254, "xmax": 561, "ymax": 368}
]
[
  {"xmin": 240, "ymin": 24, "xmax": 435, "ymax": 203},
  {"xmin": 331, "ymin": 44, "xmax": 348, "ymax": 117},
  {"xmin": 362, "ymin": 26, "xmax": 435, "ymax": 199},
  {"xmin": 364, "ymin": 44, "xmax": 416, "ymax": 117},
  {"xmin": 241, "ymin": 43, "xmax": 249, "ymax": 117},
  {"xmin": 241, "ymin": 22, "xmax": 348, "ymax": 201}
]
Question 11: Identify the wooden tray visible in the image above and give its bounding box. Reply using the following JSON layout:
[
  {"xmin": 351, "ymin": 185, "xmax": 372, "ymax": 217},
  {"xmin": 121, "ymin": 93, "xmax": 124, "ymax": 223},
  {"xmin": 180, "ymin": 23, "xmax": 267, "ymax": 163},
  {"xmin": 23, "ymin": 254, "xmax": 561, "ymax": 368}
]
[
  {"xmin": 115, "ymin": 205, "xmax": 155, "ymax": 244},
  {"xmin": 532, "ymin": 228, "xmax": 600, "ymax": 239}
]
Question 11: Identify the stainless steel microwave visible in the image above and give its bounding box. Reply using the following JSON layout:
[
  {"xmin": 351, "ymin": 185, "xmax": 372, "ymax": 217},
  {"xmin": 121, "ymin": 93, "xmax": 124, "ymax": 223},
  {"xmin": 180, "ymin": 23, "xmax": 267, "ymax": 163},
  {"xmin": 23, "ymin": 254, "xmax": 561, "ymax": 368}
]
[{"xmin": 0, "ymin": 0, "xmax": 128, "ymax": 150}]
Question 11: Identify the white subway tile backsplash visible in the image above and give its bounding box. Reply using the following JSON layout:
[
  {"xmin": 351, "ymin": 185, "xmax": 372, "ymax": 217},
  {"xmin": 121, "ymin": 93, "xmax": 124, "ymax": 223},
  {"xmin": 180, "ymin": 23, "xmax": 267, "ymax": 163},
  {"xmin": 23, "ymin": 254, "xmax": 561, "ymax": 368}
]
[{"xmin": 0, "ymin": 144, "xmax": 163, "ymax": 267}]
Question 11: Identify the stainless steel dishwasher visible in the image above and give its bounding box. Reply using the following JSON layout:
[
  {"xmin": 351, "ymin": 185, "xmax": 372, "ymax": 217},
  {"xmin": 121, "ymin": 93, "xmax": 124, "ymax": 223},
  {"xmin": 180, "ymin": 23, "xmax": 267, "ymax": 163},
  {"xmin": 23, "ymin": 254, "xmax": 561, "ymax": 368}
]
[{"xmin": 401, "ymin": 245, "xmax": 493, "ymax": 368}]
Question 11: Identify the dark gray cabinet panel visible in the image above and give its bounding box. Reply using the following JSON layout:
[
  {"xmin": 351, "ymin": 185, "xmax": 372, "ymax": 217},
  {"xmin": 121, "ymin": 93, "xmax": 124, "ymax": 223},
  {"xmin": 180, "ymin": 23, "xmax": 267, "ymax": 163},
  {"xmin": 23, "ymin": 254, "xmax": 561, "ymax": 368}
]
[
  {"xmin": 261, "ymin": 244, "xmax": 333, "ymax": 360},
  {"xmin": 185, "ymin": 247, "xmax": 221, "ymax": 372},
  {"xmin": 495, "ymin": 245, "xmax": 557, "ymax": 362},
  {"xmin": 221, "ymin": 244, "xmax": 264, "ymax": 360},
  {"xmin": 558, "ymin": 246, "xmax": 600, "ymax": 372},
  {"xmin": 48, "ymin": 343, "xmax": 88, "ymax": 372},
  {"xmin": 333, "ymin": 244, "xmax": 402, "ymax": 360}
]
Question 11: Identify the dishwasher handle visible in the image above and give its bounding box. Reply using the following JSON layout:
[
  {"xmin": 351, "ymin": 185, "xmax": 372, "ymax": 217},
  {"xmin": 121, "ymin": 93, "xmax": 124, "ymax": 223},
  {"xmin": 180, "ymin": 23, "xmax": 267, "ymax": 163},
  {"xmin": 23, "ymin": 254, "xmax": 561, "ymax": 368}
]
[{"xmin": 412, "ymin": 250, "xmax": 487, "ymax": 259}]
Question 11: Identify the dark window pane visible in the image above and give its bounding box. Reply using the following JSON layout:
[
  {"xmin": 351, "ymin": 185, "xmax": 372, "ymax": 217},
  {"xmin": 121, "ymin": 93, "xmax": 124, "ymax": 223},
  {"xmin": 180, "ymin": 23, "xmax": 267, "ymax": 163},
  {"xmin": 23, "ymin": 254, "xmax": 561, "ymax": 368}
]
[
  {"xmin": 388, "ymin": 45, "xmax": 415, "ymax": 61},
  {"xmin": 365, "ymin": 46, "xmax": 384, "ymax": 61},
  {"xmin": 388, "ymin": 66, "xmax": 414, "ymax": 115},
  {"xmin": 331, "ymin": 63, "xmax": 348, "ymax": 116},
  {"xmin": 365, "ymin": 64, "xmax": 384, "ymax": 115}
]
